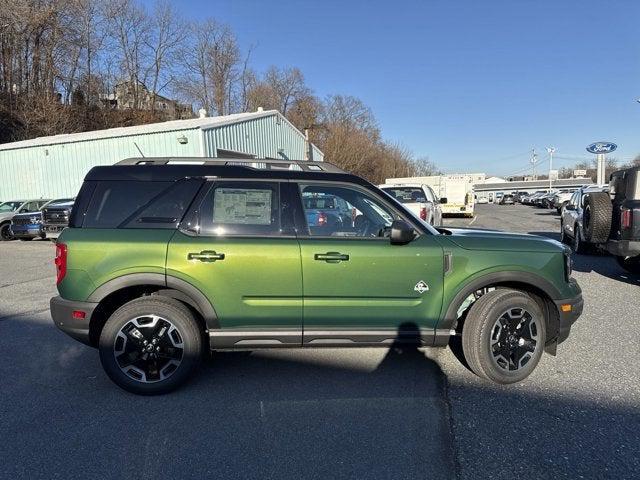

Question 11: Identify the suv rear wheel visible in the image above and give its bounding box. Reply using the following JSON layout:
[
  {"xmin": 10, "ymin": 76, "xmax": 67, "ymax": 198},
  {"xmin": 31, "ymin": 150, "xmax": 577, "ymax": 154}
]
[
  {"xmin": 461, "ymin": 289, "xmax": 546, "ymax": 384},
  {"xmin": 99, "ymin": 296, "xmax": 203, "ymax": 395}
]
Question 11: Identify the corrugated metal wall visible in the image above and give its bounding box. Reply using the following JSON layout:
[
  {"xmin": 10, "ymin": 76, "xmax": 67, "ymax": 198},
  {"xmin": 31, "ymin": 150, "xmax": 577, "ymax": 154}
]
[
  {"xmin": 0, "ymin": 129, "xmax": 202, "ymax": 199},
  {"xmin": 203, "ymin": 114, "xmax": 324, "ymax": 162},
  {"xmin": 0, "ymin": 113, "xmax": 324, "ymax": 200}
]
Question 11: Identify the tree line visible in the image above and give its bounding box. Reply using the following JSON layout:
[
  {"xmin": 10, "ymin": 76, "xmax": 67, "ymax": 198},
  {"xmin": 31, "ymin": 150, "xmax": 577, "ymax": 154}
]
[
  {"xmin": 557, "ymin": 155, "xmax": 640, "ymax": 183},
  {"xmin": 0, "ymin": 0, "xmax": 438, "ymax": 184}
]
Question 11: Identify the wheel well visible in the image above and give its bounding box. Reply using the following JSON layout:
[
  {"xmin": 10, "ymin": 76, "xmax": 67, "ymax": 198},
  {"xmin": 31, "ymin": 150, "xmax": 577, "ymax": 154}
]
[
  {"xmin": 88, "ymin": 285, "xmax": 207, "ymax": 346},
  {"xmin": 453, "ymin": 281, "xmax": 559, "ymax": 347}
]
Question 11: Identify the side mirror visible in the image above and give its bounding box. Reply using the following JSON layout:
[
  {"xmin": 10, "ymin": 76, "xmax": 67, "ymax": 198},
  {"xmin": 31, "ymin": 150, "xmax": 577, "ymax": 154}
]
[
  {"xmin": 390, "ymin": 219, "xmax": 416, "ymax": 245},
  {"xmin": 439, "ymin": 197, "xmax": 448, "ymax": 204},
  {"xmin": 565, "ymin": 204, "xmax": 576, "ymax": 211}
]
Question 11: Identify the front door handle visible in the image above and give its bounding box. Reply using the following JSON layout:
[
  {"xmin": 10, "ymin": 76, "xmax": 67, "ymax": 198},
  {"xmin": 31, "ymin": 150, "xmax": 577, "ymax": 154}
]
[
  {"xmin": 314, "ymin": 252, "xmax": 349, "ymax": 263},
  {"xmin": 188, "ymin": 251, "xmax": 225, "ymax": 262}
]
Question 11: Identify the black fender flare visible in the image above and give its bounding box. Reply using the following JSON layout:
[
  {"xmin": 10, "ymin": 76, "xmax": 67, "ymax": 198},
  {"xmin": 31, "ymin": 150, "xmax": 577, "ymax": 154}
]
[
  {"xmin": 87, "ymin": 273, "xmax": 219, "ymax": 329},
  {"xmin": 438, "ymin": 271, "xmax": 562, "ymax": 332}
]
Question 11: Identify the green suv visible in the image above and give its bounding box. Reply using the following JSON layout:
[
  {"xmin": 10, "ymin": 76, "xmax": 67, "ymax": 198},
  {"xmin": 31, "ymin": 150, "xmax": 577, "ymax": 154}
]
[{"xmin": 51, "ymin": 158, "xmax": 583, "ymax": 394}]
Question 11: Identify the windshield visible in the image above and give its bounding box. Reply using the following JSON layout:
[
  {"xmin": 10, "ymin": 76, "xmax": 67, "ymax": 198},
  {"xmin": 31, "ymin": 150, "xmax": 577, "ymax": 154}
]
[
  {"xmin": 0, "ymin": 201, "xmax": 23, "ymax": 213},
  {"xmin": 381, "ymin": 187, "xmax": 427, "ymax": 203}
]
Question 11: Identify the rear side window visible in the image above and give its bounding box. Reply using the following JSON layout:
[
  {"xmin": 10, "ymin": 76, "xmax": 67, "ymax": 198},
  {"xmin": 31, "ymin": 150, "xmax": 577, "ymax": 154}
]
[
  {"xmin": 194, "ymin": 181, "xmax": 284, "ymax": 236},
  {"xmin": 83, "ymin": 181, "xmax": 172, "ymax": 228}
]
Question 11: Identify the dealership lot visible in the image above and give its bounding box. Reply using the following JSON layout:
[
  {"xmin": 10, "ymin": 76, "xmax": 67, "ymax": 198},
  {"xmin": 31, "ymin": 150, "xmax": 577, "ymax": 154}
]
[{"xmin": 0, "ymin": 204, "xmax": 638, "ymax": 479}]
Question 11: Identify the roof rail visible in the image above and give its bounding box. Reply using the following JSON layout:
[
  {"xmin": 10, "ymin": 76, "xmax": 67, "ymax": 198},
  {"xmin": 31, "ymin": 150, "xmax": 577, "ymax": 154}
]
[{"xmin": 115, "ymin": 157, "xmax": 346, "ymax": 174}]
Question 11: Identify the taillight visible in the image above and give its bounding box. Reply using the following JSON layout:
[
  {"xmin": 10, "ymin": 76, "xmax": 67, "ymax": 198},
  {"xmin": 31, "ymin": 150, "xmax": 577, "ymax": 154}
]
[
  {"xmin": 55, "ymin": 243, "xmax": 67, "ymax": 285},
  {"xmin": 621, "ymin": 209, "xmax": 632, "ymax": 229},
  {"xmin": 420, "ymin": 206, "xmax": 427, "ymax": 220},
  {"xmin": 318, "ymin": 212, "xmax": 327, "ymax": 226}
]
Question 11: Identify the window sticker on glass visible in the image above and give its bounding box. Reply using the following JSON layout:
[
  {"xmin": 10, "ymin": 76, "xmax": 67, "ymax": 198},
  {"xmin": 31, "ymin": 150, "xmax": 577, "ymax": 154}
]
[{"xmin": 213, "ymin": 188, "xmax": 272, "ymax": 225}]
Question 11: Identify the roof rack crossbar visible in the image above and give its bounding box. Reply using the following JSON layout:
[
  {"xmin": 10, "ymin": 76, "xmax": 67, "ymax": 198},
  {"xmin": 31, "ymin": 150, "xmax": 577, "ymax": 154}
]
[{"xmin": 115, "ymin": 157, "xmax": 345, "ymax": 174}]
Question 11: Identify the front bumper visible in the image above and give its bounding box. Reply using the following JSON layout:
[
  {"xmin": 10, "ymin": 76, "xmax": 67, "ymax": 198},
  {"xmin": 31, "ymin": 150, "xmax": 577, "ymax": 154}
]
[
  {"xmin": 605, "ymin": 239, "xmax": 640, "ymax": 257},
  {"xmin": 50, "ymin": 296, "xmax": 98, "ymax": 347},
  {"xmin": 550, "ymin": 286, "xmax": 584, "ymax": 350},
  {"xmin": 10, "ymin": 224, "xmax": 43, "ymax": 238}
]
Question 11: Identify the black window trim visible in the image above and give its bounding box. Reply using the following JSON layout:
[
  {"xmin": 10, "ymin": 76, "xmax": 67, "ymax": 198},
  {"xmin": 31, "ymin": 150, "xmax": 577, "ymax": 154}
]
[{"xmin": 291, "ymin": 180, "xmax": 429, "ymax": 240}]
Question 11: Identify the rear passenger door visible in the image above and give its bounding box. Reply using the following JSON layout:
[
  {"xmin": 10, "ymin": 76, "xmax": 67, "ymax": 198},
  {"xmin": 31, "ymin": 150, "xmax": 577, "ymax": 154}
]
[{"xmin": 166, "ymin": 180, "xmax": 303, "ymax": 347}]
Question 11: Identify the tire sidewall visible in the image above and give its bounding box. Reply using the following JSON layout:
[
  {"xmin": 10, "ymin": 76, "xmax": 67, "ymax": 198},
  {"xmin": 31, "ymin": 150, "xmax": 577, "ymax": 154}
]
[{"xmin": 99, "ymin": 298, "xmax": 203, "ymax": 395}]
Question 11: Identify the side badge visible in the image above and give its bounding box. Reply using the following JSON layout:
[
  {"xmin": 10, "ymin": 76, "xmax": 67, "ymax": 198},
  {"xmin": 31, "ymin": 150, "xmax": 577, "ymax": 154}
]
[{"xmin": 414, "ymin": 280, "xmax": 429, "ymax": 294}]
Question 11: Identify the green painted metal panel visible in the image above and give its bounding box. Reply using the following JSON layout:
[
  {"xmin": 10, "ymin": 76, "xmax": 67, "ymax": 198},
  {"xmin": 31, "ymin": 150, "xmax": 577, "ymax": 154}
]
[{"xmin": 0, "ymin": 128, "xmax": 201, "ymax": 199}]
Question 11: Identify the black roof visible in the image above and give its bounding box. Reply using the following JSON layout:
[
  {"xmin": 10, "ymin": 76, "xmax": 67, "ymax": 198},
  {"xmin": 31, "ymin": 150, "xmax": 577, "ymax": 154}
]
[{"xmin": 85, "ymin": 157, "xmax": 367, "ymax": 185}]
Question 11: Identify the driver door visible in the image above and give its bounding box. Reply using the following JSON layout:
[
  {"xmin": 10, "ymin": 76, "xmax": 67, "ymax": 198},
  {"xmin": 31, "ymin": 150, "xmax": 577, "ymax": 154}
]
[{"xmin": 294, "ymin": 182, "xmax": 444, "ymax": 342}]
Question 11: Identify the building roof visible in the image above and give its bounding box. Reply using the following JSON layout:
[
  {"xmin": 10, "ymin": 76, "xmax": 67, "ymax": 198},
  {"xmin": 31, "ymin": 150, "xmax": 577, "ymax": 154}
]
[
  {"xmin": 474, "ymin": 178, "xmax": 591, "ymax": 191},
  {"xmin": 0, "ymin": 110, "xmax": 284, "ymax": 151}
]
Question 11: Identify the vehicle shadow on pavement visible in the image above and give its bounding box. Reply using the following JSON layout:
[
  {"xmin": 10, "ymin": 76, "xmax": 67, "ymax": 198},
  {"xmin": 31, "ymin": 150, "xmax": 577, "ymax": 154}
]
[
  {"xmin": 528, "ymin": 230, "xmax": 640, "ymax": 286},
  {"xmin": 0, "ymin": 318, "xmax": 454, "ymax": 480}
]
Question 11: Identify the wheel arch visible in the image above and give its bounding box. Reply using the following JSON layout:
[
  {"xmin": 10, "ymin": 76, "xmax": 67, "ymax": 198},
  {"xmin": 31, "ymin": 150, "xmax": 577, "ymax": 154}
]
[
  {"xmin": 87, "ymin": 273, "xmax": 218, "ymax": 346},
  {"xmin": 439, "ymin": 271, "xmax": 561, "ymax": 350}
]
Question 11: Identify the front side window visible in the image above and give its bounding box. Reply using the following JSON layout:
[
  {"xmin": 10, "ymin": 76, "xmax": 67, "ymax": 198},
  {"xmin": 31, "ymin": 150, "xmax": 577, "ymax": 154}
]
[
  {"xmin": 299, "ymin": 184, "xmax": 399, "ymax": 238},
  {"xmin": 194, "ymin": 181, "xmax": 283, "ymax": 236}
]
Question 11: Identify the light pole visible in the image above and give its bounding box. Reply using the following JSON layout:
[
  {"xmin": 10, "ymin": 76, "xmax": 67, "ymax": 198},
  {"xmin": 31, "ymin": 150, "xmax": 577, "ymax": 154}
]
[
  {"xmin": 530, "ymin": 149, "xmax": 538, "ymax": 180},
  {"xmin": 547, "ymin": 147, "xmax": 556, "ymax": 190}
]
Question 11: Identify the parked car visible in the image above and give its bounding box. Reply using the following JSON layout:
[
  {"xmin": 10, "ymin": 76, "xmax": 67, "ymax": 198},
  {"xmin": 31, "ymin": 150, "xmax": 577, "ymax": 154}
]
[
  {"xmin": 499, "ymin": 194, "xmax": 515, "ymax": 205},
  {"xmin": 552, "ymin": 189, "xmax": 579, "ymax": 213},
  {"xmin": 0, "ymin": 199, "xmax": 51, "ymax": 241},
  {"xmin": 559, "ymin": 185, "xmax": 609, "ymax": 253},
  {"xmin": 561, "ymin": 167, "xmax": 640, "ymax": 272},
  {"xmin": 476, "ymin": 197, "xmax": 489, "ymax": 204},
  {"xmin": 379, "ymin": 183, "xmax": 444, "ymax": 226},
  {"xmin": 10, "ymin": 198, "xmax": 74, "ymax": 240},
  {"xmin": 51, "ymin": 157, "xmax": 582, "ymax": 395},
  {"xmin": 301, "ymin": 194, "xmax": 353, "ymax": 234},
  {"xmin": 42, "ymin": 200, "xmax": 75, "ymax": 239}
]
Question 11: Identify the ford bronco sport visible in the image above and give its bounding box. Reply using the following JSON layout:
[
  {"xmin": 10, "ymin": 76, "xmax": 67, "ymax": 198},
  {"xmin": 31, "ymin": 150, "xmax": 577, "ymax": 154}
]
[{"xmin": 51, "ymin": 158, "xmax": 583, "ymax": 395}]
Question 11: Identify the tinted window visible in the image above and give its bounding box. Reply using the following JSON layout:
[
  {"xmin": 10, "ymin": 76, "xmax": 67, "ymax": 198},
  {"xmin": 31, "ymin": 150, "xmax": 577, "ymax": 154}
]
[
  {"xmin": 122, "ymin": 179, "xmax": 202, "ymax": 229},
  {"xmin": 84, "ymin": 181, "xmax": 172, "ymax": 228},
  {"xmin": 300, "ymin": 184, "xmax": 398, "ymax": 238},
  {"xmin": 381, "ymin": 187, "xmax": 427, "ymax": 204},
  {"xmin": 195, "ymin": 181, "xmax": 282, "ymax": 236}
]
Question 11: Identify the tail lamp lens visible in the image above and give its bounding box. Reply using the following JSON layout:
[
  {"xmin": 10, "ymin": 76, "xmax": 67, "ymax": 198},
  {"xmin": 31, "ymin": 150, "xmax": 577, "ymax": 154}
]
[
  {"xmin": 318, "ymin": 212, "xmax": 327, "ymax": 226},
  {"xmin": 621, "ymin": 209, "xmax": 632, "ymax": 229},
  {"xmin": 420, "ymin": 207, "xmax": 427, "ymax": 220},
  {"xmin": 55, "ymin": 243, "xmax": 67, "ymax": 285}
]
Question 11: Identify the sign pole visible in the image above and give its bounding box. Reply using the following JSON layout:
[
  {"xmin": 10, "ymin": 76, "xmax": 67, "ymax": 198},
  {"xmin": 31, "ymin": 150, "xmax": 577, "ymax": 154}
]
[{"xmin": 596, "ymin": 153, "xmax": 605, "ymax": 185}]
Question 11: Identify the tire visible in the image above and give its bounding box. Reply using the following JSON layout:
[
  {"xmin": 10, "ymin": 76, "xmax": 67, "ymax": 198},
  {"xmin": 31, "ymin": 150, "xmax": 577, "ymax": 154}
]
[
  {"xmin": 559, "ymin": 221, "xmax": 568, "ymax": 244},
  {"xmin": 0, "ymin": 222, "xmax": 13, "ymax": 241},
  {"xmin": 461, "ymin": 289, "xmax": 546, "ymax": 384},
  {"xmin": 99, "ymin": 296, "xmax": 204, "ymax": 395},
  {"xmin": 573, "ymin": 225, "xmax": 587, "ymax": 254},
  {"xmin": 582, "ymin": 192, "xmax": 612, "ymax": 244},
  {"xmin": 615, "ymin": 255, "xmax": 640, "ymax": 274}
]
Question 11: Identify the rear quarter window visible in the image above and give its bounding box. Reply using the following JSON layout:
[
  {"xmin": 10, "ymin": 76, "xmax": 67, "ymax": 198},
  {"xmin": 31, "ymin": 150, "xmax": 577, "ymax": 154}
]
[{"xmin": 83, "ymin": 181, "xmax": 172, "ymax": 228}]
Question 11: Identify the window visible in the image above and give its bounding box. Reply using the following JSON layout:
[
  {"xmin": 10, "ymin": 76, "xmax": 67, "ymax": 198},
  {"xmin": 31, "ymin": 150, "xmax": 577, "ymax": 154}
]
[
  {"xmin": 299, "ymin": 184, "xmax": 399, "ymax": 238},
  {"xmin": 83, "ymin": 181, "xmax": 172, "ymax": 228},
  {"xmin": 381, "ymin": 186, "xmax": 427, "ymax": 204},
  {"xmin": 121, "ymin": 179, "xmax": 202, "ymax": 229},
  {"xmin": 195, "ymin": 181, "xmax": 283, "ymax": 236}
]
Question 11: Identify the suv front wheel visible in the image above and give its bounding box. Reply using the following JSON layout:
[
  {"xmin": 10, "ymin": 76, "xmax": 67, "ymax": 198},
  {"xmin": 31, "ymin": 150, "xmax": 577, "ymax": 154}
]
[
  {"xmin": 99, "ymin": 296, "xmax": 203, "ymax": 395},
  {"xmin": 462, "ymin": 289, "xmax": 546, "ymax": 384}
]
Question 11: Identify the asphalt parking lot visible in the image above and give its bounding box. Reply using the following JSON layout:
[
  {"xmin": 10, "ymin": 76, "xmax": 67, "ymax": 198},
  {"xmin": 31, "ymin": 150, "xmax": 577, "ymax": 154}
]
[{"xmin": 1, "ymin": 203, "xmax": 638, "ymax": 479}]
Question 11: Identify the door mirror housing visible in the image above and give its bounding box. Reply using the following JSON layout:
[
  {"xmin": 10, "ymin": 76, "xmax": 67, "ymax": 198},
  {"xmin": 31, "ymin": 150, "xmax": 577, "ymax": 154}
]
[
  {"xmin": 390, "ymin": 220, "xmax": 416, "ymax": 245},
  {"xmin": 439, "ymin": 197, "xmax": 448, "ymax": 204},
  {"xmin": 565, "ymin": 204, "xmax": 576, "ymax": 211}
]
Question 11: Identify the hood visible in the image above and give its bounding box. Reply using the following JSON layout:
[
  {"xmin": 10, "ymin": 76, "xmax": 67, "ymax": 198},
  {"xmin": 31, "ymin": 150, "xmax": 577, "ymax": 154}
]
[
  {"xmin": 0, "ymin": 211, "xmax": 16, "ymax": 222},
  {"xmin": 441, "ymin": 227, "xmax": 566, "ymax": 253},
  {"xmin": 45, "ymin": 202, "xmax": 74, "ymax": 210},
  {"xmin": 12, "ymin": 210, "xmax": 42, "ymax": 219}
]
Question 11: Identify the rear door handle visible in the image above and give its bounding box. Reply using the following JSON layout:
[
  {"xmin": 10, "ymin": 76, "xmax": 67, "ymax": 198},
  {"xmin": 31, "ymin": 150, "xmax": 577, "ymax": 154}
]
[
  {"xmin": 188, "ymin": 251, "xmax": 225, "ymax": 262},
  {"xmin": 314, "ymin": 252, "xmax": 349, "ymax": 262}
]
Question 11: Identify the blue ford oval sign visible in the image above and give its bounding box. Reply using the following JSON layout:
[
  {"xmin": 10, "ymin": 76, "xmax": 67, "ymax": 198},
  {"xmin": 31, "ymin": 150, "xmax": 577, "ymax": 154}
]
[{"xmin": 586, "ymin": 142, "xmax": 617, "ymax": 154}]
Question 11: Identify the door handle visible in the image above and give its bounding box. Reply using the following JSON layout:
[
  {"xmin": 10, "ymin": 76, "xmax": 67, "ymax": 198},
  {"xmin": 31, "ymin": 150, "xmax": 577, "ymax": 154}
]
[
  {"xmin": 314, "ymin": 252, "xmax": 349, "ymax": 262},
  {"xmin": 188, "ymin": 251, "xmax": 225, "ymax": 262}
]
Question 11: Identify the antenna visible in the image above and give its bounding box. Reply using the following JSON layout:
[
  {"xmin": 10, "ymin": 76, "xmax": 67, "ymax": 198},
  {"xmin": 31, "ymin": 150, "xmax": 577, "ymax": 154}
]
[{"xmin": 133, "ymin": 142, "xmax": 145, "ymax": 157}]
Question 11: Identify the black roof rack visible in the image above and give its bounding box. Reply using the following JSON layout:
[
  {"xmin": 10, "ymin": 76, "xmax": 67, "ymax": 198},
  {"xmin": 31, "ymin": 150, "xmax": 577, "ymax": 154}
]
[{"xmin": 115, "ymin": 157, "xmax": 346, "ymax": 174}]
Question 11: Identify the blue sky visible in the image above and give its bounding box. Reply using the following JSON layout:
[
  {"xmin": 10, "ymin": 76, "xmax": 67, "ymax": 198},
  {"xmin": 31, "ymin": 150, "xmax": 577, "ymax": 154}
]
[{"xmin": 175, "ymin": 0, "xmax": 640, "ymax": 175}]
